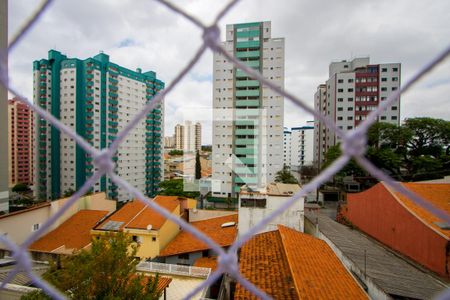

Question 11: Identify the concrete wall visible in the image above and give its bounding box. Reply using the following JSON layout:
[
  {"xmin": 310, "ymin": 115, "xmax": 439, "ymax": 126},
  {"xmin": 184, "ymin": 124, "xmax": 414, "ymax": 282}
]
[
  {"xmin": 0, "ymin": 204, "xmax": 51, "ymax": 249},
  {"xmin": 188, "ymin": 209, "xmax": 236, "ymax": 222},
  {"xmin": 164, "ymin": 251, "xmax": 203, "ymax": 266},
  {"xmin": 343, "ymin": 183, "xmax": 449, "ymax": 277},
  {"xmin": 0, "ymin": 284, "xmax": 39, "ymax": 300},
  {"xmin": 158, "ymin": 205, "xmax": 181, "ymax": 251},
  {"xmin": 238, "ymin": 194, "xmax": 304, "ymax": 236},
  {"xmin": 0, "ymin": 0, "xmax": 9, "ymax": 213},
  {"xmin": 304, "ymin": 217, "xmax": 390, "ymax": 300},
  {"xmin": 49, "ymin": 192, "xmax": 116, "ymax": 229}
]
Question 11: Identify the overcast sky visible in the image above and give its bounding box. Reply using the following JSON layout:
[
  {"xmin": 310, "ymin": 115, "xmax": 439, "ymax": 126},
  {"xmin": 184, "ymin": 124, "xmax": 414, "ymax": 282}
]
[{"xmin": 8, "ymin": 0, "xmax": 450, "ymax": 144}]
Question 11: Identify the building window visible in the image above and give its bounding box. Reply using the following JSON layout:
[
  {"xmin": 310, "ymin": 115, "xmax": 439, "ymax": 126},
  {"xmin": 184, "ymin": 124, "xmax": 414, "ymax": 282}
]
[
  {"xmin": 381, "ymin": 87, "xmax": 387, "ymax": 91},
  {"xmin": 347, "ymin": 126, "xmax": 353, "ymax": 130},
  {"xmin": 348, "ymin": 88, "xmax": 354, "ymax": 92},
  {"xmin": 32, "ymin": 224, "xmax": 40, "ymax": 232},
  {"xmin": 337, "ymin": 107, "xmax": 343, "ymax": 111},
  {"xmin": 337, "ymin": 98, "xmax": 343, "ymax": 102},
  {"xmin": 338, "ymin": 79, "xmax": 343, "ymax": 83},
  {"xmin": 391, "ymin": 106, "xmax": 398, "ymax": 110},
  {"xmin": 393, "ymin": 67, "xmax": 398, "ymax": 72},
  {"xmin": 381, "ymin": 78, "xmax": 387, "ymax": 82},
  {"xmin": 380, "ymin": 116, "xmax": 387, "ymax": 120},
  {"xmin": 348, "ymin": 79, "xmax": 354, "ymax": 83},
  {"xmin": 338, "ymin": 89, "xmax": 343, "ymax": 93},
  {"xmin": 152, "ymin": 237, "xmax": 156, "ymax": 242},
  {"xmin": 391, "ymin": 116, "xmax": 398, "ymax": 120},
  {"xmin": 392, "ymin": 77, "xmax": 398, "ymax": 81},
  {"xmin": 178, "ymin": 253, "xmax": 189, "ymax": 260},
  {"xmin": 347, "ymin": 107, "xmax": 353, "ymax": 111},
  {"xmin": 382, "ymin": 68, "xmax": 387, "ymax": 72},
  {"xmin": 337, "ymin": 116, "xmax": 343, "ymax": 121}
]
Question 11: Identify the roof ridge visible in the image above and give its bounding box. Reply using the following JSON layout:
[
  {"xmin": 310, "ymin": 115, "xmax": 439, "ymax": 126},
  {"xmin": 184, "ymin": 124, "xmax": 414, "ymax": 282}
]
[
  {"xmin": 123, "ymin": 201, "xmax": 149, "ymax": 229},
  {"xmin": 276, "ymin": 225, "xmax": 301, "ymax": 298},
  {"xmin": 381, "ymin": 182, "xmax": 449, "ymax": 240}
]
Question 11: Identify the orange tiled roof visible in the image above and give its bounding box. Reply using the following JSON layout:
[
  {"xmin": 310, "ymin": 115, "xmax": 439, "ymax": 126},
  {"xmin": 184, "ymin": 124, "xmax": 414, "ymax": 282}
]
[
  {"xmin": 94, "ymin": 196, "xmax": 180, "ymax": 231},
  {"xmin": 139, "ymin": 275, "xmax": 172, "ymax": 294},
  {"xmin": 391, "ymin": 182, "xmax": 450, "ymax": 238},
  {"xmin": 29, "ymin": 210, "xmax": 109, "ymax": 254},
  {"xmin": 193, "ymin": 256, "xmax": 218, "ymax": 271},
  {"xmin": 160, "ymin": 214, "xmax": 237, "ymax": 256},
  {"xmin": 235, "ymin": 225, "xmax": 368, "ymax": 300}
]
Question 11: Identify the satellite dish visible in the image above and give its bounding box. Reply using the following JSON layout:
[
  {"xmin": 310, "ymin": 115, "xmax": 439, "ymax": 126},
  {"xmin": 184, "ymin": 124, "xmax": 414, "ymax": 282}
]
[{"xmin": 147, "ymin": 224, "xmax": 152, "ymax": 231}]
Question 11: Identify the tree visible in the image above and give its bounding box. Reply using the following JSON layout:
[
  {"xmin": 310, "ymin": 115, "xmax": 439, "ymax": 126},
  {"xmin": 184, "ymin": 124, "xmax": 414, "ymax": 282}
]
[
  {"xmin": 158, "ymin": 179, "xmax": 200, "ymax": 198},
  {"xmin": 12, "ymin": 183, "xmax": 31, "ymax": 193},
  {"xmin": 21, "ymin": 233, "xmax": 160, "ymax": 300},
  {"xmin": 62, "ymin": 189, "xmax": 75, "ymax": 198},
  {"xmin": 321, "ymin": 145, "xmax": 367, "ymax": 178},
  {"xmin": 275, "ymin": 165, "xmax": 299, "ymax": 184},
  {"xmin": 201, "ymin": 145, "xmax": 212, "ymax": 152},
  {"xmin": 195, "ymin": 150, "xmax": 202, "ymax": 180},
  {"xmin": 168, "ymin": 149, "xmax": 183, "ymax": 156}
]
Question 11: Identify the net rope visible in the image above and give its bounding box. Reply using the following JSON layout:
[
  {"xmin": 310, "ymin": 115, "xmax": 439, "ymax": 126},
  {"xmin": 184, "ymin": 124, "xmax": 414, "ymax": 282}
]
[{"xmin": 1, "ymin": 0, "xmax": 450, "ymax": 299}]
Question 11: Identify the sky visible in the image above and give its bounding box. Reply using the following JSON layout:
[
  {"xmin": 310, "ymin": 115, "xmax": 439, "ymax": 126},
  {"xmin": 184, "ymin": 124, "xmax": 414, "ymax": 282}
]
[{"xmin": 7, "ymin": 0, "xmax": 450, "ymax": 144}]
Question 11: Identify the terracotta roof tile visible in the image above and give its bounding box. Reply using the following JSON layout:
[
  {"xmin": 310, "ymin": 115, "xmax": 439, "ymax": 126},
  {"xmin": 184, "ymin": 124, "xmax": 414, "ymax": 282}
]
[
  {"xmin": 160, "ymin": 214, "xmax": 237, "ymax": 256},
  {"xmin": 95, "ymin": 196, "xmax": 180, "ymax": 231},
  {"xmin": 235, "ymin": 226, "xmax": 368, "ymax": 300},
  {"xmin": 392, "ymin": 183, "xmax": 450, "ymax": 238},
  {"xmin": 29, "ymin": 210, "xmax": 109, "ymax": 253},
  {"xmin": 193, "ymin": 256, "xmax": 218, "ymax": 271}
]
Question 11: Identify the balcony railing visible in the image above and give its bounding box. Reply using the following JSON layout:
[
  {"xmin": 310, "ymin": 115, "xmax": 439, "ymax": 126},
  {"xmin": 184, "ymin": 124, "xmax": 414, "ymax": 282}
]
[{"xmin": 137, "ymin": 261, "xmax": 211, "ymax": 279}]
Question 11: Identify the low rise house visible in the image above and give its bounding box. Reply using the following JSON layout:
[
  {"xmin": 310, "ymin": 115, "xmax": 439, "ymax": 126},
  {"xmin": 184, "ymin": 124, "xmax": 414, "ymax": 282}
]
[
  {"xmin": 159, "ymin": 214, "xmax": 237, "ymax": 266},
  {"xmin": 28, "ymin": 210, "xmax": 109, "ymax": 259},
  {"xmin": 238, "ymin": 183, "xmax": 304, "ymax": 235},
  {"xmin": 91, "ymin": 196, "xmax": 196, "ymax": 260},
  {"xmin": 341, "ymin": 182, "xmax": 450, "ymax": 278},
  {"xmin": 0, "ymin": 192, "xmax": 116, "ymax": 253},
  {"xmin": 233, "ymin": 225, "xmax": 368, "ymax": 299}
]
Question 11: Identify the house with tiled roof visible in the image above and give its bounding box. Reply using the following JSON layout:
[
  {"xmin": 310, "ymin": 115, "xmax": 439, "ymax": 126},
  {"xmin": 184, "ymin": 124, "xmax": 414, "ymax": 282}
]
[
  {"xmin": 28, "ymin": 210, "xmax": 109, "ymax": 258},
  {"xmin": 0, "ymin": 192, "xmax": 116, "ymax": 254},
  {"xmin": 234, "ymin": 225, "xmax": 368, "ymax": 299},
  {"xmin": 91, "ymin": 196, "xmax": 196, "ymax": 260},
  {"xmin": 159, "ymin": 214, "xmax": 237, "ymax": 266},
  {"xmin": 342, "ymin": 182, "xmax": 450, "ymax": 278}
]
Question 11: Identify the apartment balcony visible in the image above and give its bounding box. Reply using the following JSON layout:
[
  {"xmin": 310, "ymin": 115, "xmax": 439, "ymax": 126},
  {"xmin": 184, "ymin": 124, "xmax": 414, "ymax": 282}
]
[
  {"xmin": 236, "ymin": 50, "xmax": 260, "ymax": 59},
  {"xmin": 236, "ymin": 89, "xmax": 260, "ymax": 97},
  {"xmin": 235, "ymin": 109, "xmax": 260, "ymax": 117},
  {"xmin": 109, "ymin": 77, "xmax": 118, "ymax": 84},
  {"xmin": 236, "ymin": 80, "xmax": 259, "ymax": 88},
  {"xmin": 235, "ymin": 128, "xmax": 256, "ymax": 135},
  {"xmin": 235, "ymin": 99, "xmax": 259, "ymax": 107},
  {"xmin": 109, "ymin": 92, "xmax": 118, "ymax": 98},
  {"xmin": 235, "ymin": 69, "xmax": 251, "ymax": 78},
  {"xmin": 235, "ymin": 176, "xmax": 258, "ymax": 184},
  {"xmin": 109, "ymin": 99, "xmax": 118, "ymax": 106},
  {"xmin": 236, "ymin": 40, "xmax": 260, "ymax": 49},
  {"xmin": 235, "ymin": 138, "xmax": 257, "ymax": 145},
  {"xmin": 109, "ymin": 85, "xmax": 118, "ymax": 92},
  {"xmin": 86, "ymin": 73, "xmax": 94, "ymax": 79},
  {"xmin": 86, "ymin": 81, "xmax": 94, "ymax": 87},
  {"xmin": 137, "ymin": 262, "xmax": 211, "ymax": 279},
  {"xmin": 242, "ymin": 60, "xmax": 260, "ymax": 68},
  {"xmin": 235, "ymin": 167, "xmax": 256, "ymax": 174},
  {"xmin": 108, "ymin": 121, "xmax": 118, "ymax": 127},
  {"xmin": 235, "ymin": 119, "xmax": 258, "ymax": 126},
  {"xmin": 234, "ymin": 147, "xmax": 256, "ymax": 155},
  {"xmin": 236, "ymin": 157, "xmax": 256, "ymax": 165}
]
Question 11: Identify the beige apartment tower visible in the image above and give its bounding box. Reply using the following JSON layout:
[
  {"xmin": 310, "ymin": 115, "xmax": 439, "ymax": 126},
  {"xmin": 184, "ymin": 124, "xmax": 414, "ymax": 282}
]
[{"xmin": 174, "ymin": 121, "xmax": 202, "ymax": 152}]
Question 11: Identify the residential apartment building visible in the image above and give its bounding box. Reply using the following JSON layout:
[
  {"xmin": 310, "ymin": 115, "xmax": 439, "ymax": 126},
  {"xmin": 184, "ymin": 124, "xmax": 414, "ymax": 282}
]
[
  {"xmin": 0, "ymin": 0, "xmax": 9, "ymax": 212},
  {"xmin": 8, "ymin": 98, "xmax": 34, "ymax": 187},
  {"xmin": 34, "ymin": 50, "xmax": 164, "ymax": 201},
  {"xmin": 283, "ymin": 122, "xmax": 314, "ymax": 171},
  {"xmin": 174, "ymin": 121, "xmax": 201, "ymax": 152},
  {"xmin": 212, "ymin": 21, "xmax": 284, "ymax": 198},
  {"xmin": 164, "ymin": 136, "xmax": 175, "ymax": 149},
  {"xmin": 314, "ymin": 57, "xmax": 401, "ymax": 168}
]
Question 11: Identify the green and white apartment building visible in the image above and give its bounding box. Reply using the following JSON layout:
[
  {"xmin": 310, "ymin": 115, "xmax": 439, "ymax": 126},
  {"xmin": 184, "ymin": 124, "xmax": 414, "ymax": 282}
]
[
  {"xmin": 212, "ymin": 21, "xmax": 285, "ymax": 198},
  {"xmin": 34, "ymin": 50, "xmax": 164, "ymax": 202}
]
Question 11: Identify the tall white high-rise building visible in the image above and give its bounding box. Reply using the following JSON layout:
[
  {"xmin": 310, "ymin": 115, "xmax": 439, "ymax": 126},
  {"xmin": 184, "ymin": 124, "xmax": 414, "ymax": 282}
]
[
  {"xmin": 34, "ymin": 50, "xmax": 164, "ymax": 202},
  {"xmin": 174, "ymin": 121, "xmax": 201, "ymax": 152},
  {"xmin": 212, "ymin": 21, "xmax": 284, "ymax": 198},
  {"xmin": 284, "ymin": 123, "xmax": 314, "ymax": 171},
  {"xmin": 314, "ymin": 57, "xmax": 401, "ymax": 168}
]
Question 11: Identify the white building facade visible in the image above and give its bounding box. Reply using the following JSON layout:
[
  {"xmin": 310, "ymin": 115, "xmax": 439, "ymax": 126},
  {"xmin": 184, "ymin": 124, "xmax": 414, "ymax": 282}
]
[
  {"xmin": 174, "ymin": 121, "xmax": 201, "ymax": 152},
  {"xmin": 34, "ymin": 50, "xmax": 164, "ymax": 202},
  {"xmin": 238, "ymin": 183, "xmax": 304, "ymax": 235},
  {"xmin": 283, "ymin": 123, "xmax": 314, "ymax": 171},
  {"xmin": 212, "ymin": 21, "xmax": 285, "ymax": 199},
  {"xmin": 314, "ymin": 57, "xmax": 401, "ymax": 168}
]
